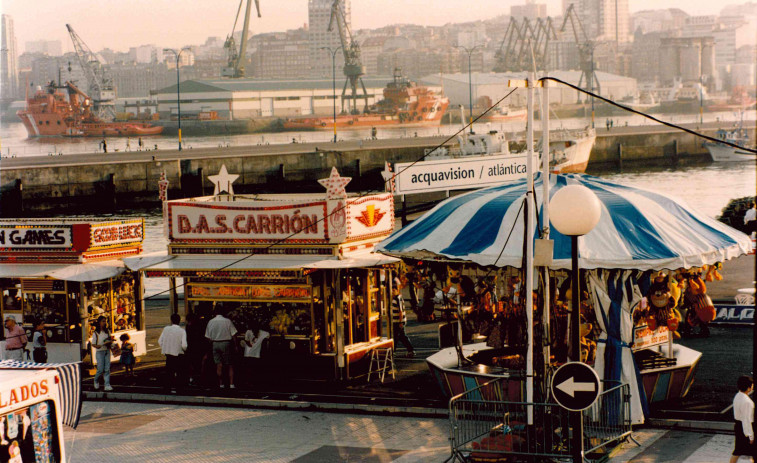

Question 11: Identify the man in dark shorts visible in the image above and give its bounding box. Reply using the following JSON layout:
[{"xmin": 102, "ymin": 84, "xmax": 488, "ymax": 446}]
[{"xmin": 204, "ymin": 306, "xmax": 238, "ymax": 388}]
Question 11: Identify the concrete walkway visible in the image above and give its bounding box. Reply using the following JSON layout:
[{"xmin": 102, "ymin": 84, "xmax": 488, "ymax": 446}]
[{"xmin": 65, "ymin": 401, "xmax": 740, "ymax": 463}]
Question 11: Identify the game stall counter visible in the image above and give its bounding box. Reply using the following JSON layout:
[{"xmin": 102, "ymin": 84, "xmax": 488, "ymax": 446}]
[
  {"xmin": 0, "ymin": 219, "xmax": 148, "ymax": 363},
  {"xmin": 141, "ymin": 167, "xmax": 401, "ymax": 380}
]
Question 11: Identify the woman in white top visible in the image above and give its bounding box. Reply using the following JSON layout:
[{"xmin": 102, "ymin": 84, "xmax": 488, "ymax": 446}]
[
  {"xmin": 90, "ymin": 316, "xmax": 113, "ymax": 391},
  {"xmin": 731, "ymin": 375, "xmax": 755, "ymax": 462},
  {"xmin": 242, "ymin": 321, "xmax": 269, "ymax": 385}
]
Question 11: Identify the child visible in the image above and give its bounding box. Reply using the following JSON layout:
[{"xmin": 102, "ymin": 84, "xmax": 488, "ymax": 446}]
[
  {"xmin": 119, "ymin": 333, "xmax": 135, "ymax": 378},
  {"xmin": 32, "ymin": 318, "xmax": 47, "ymax": 363}
]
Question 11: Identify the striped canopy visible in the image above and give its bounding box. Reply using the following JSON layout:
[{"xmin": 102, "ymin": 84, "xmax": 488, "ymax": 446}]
[{"xmin": 378, "ymin": 173, "xmax": 752, "ymax": 270}]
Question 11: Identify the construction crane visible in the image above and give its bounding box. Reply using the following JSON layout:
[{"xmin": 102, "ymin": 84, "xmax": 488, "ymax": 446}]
[
  {"xmin": 65, "ymin": 24, "xmax": 116, "ymax": 121},
  {"xmin": 494, "ymin": 17, "xmax": 556, "ymax": 73},
  {"xmin": 560, "ymin": 4, "xmax": 599, "ymax": 99},
  {"xmin": 222, "ymin": 0, "xmax": 261, "ymax": 78},
  {"xmin": 328, "ymin": 0, "xmax": 368, "ymax": 114}
]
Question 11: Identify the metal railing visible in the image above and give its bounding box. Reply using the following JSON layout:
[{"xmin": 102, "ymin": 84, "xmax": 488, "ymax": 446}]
[{"xmin": 447, "ymin": 378, "xmax": 632, "ymax": 462}]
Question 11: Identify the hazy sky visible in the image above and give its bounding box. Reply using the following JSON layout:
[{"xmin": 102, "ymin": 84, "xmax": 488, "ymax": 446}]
[{"xmin": 2, "ymin": 0, "xmax": 739, "ymax": 54}]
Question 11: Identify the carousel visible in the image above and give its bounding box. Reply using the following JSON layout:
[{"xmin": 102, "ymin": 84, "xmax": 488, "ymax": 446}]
[{"xmin": 377, "ymin": 172, "xmax": 752, "ymax": 425}]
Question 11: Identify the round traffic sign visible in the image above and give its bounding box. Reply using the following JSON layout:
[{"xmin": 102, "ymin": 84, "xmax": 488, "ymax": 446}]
[{"xmin": 550, "ymin": 362, "xmax": 600, "ymax": 411}]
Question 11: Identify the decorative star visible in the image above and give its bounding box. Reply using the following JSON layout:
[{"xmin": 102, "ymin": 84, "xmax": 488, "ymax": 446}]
[
  {"xmin": 381, "ymin": 162, "xmax": 395, "ymax": 193},
  {"xmin": 318, "ymin": 167, "xmax": 351, "ymax": 199},
  {"xmin": 208, "ymin": 164, "xmax": 239, "ymax": 195}
]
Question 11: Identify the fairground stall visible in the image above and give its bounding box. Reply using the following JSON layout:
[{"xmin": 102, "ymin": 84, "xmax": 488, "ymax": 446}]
[
  {"xmin": 378, "ymin": 173, "xmax": 752, "ymax": 425},
  {"xmin": 142, "ymin": 167, "xmax": 399, "ymax": 380},
  {"xmin": 0, "ymin": 219, "xmax": 147, "ymax": 363}
]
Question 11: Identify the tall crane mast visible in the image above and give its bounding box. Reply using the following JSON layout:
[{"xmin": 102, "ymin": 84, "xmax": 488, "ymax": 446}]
[
  {"xmin": 560, "ymin": 4, "xmax": 599, "ymax": 99},
  {"xmin": 65, "ymin": 24, "xmax": 116, "ymax": 121},
  {"xmin": 222, "ymin": 0, "xmax": 261, "ymax": 78},
  {"xmin": 494, "ymin": 17, "xmax": 556, "ymax": 73},
  {"xmin": 328, "ymin": 0, "xmax": 368, "ymax": 114}
]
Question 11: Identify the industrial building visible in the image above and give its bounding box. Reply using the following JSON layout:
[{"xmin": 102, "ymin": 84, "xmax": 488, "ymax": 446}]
[
  {"xmin": 421, "ymin": 71, "xmax": 638, "ymax": 109},
  {"xmin": 154, "ymin": 76, "xmax": 440, "ymax": 120}
]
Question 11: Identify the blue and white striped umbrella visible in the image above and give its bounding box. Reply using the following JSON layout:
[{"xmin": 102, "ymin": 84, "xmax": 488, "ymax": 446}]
[{"xmin": 378, "ymin": 173, "xmax": 752, "ymax": 270}]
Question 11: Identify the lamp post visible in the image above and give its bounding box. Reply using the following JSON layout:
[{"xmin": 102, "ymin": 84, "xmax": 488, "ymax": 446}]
[
  {"xmin": 549, "ymin": 184, "xmax": 601, "ymax": 463},
  {"xmin": 321, "ymin": 46, "xmax": 342, "ymax": 143},
  {"xmin": 164, "ymin": 47, "xmax": 191, "ymax": 151},
  {"xmin": 455, "ymin": 45, "xmax": 480, "ymax": 134}
]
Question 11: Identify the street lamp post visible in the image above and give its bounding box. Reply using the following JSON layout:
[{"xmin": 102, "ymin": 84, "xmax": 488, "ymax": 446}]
[
  {"xmin": 164, "ymin": 47, "xmax": 191, "ymax": 151},
  {"xmin": 456, "ymin": 45, "xmax": 480, "ymax": 134},
  {"xmin": 321, "ymin": 46, "xmax": 342, "ymax": 143},
  {"xmin": 549, "ymin": 185, "xmax": 602, "ymax": 463}
]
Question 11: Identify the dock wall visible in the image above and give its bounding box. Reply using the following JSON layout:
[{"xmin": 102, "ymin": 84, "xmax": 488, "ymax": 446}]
[{"xmin": 1, "ymin": 126, "xmax": 753, "ymax": 215}]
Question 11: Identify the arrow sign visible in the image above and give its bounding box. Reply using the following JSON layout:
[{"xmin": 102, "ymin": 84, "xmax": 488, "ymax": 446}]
[
  {"xmin": 551, "ymin": 362, "xmax": 601, "ymax": 411},
  {"xmin": 556, "ymin": 376, "xmax": 597, "ymax": 397}
]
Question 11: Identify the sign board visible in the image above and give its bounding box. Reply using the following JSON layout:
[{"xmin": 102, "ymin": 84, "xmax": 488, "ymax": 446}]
[
  {"xmin": 393, "ymin": 153, "xmax": 536, "ymax": 195},
  {"xmin": 711, "ymin": 305, "xmax": 755, "ymax": 324},
  {"xmin": 0, "ymin": 226, "xmax": 73, "ymax": 250},
  {"xmin": 631, "ymin": 324, "xmax": 671, "ymax": 351},
  {"xmin": 89, "ymin": 220, "xmax": 144, "ymax": 249},
  {"xmin": 168, "ymin": 202, "xmax": 328, "ymax": 243},
  {"xmin": 187, "ymin": 284, "xmax": 311, "ymax": 301},
  {"xmin": 551, "ymin": 362, "xmax": 601, "ymax": 411},
  {"xmin": 345, "ymin": 194, "xmax": 394, "ymax": 241}
]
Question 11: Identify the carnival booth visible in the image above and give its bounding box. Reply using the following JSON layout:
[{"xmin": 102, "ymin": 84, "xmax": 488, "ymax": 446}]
[
  {"xmin": 378, "ymin": 173, "xmax": 752, "ymax": 424},
  {"xmin": 142, "ymin": 167, "xmax": 399, "ymax": 380},
  {"xmin": 0, "ymin": 219, "xmax": 147, "ymax": 363}
]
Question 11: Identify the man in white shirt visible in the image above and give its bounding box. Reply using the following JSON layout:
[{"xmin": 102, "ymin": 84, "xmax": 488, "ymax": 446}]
[
  {"xmin": 730, "ymin": 375, "xmax": 755, "ymax": 463},
  {"xmin": 204, "ymin": 306, "xmax": 238, "ymax": 389},
  {"xmin": 158, "ymin": 313, "xmax": 187, "ymax": 393}
]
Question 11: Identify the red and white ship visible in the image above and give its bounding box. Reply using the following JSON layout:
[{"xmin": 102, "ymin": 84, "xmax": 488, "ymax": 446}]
[
  {"xmin": 283, "ymin": 71, "xmax": 449, "ymax": 131},
  {"xmin": 17, "ymin": 81, "xmax": 163, "ymax": 137}
]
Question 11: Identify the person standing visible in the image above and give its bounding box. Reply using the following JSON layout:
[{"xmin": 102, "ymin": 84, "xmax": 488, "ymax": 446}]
[
  {"xmin": 204, "ymin": 306, "xmax": 238, "ymax": 388},
  {"xmin": 730, "ymin": 375, "xmax": 755, "ymax": 463},
  {"xmin": 392, "ymin": 277, "xmax": 415, "ymax": 358},
  {"xmin": 32, "ymin": 319, "xmax": 47, "ymax": 363},
  {"xmin": 744, "ymin": 202, "xmax": 756, "ymax": 234},
  {"xmin": 138, "ymin": 137, "xmax": 143, "ymax": 151},
  {"xmin": 90, "ymin": 316, "xmax": 113, "ymax": 391},
  {"xmin": 3, "ymin": 317, "xmax": 27, "ymax": 361},
  {"xmin": 242, "ymin": 321, "xmax": 269, "ymax": 384},
  {"xmin": 185, "ymin": 312, "xmax": 209, "ymax": 385},
  {"xmin": 158, "ymin": 313, "xmax": 188, "ymax": 393},
  {"xmin": 101, "ymin": 138, "xmax": 108, "ymax": 153},
  {"xmin": 125, "ymin": 137, "xmax": 131, "ymax": 152}
]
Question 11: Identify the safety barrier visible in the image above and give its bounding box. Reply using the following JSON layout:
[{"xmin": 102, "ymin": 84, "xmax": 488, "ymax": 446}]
[{"xmin": 447, "ymin": 378, "xmax": 632, "ymax": 462}]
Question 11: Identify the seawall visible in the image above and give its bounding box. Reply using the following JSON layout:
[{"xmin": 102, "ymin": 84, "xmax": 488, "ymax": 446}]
[{"xmin": 1, "ymin": 122, "xmax": 753, "ymax": 215}]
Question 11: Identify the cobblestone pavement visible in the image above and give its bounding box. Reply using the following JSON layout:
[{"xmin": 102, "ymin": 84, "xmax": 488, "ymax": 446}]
[{"xmin": 65, "ymin": 401, "xmax": 741, "ymax": 463}]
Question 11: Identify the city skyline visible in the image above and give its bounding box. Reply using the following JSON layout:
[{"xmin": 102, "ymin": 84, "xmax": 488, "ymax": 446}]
[{"xmin": 2, "ymin": 0, "xmax": 745, "ymax": 54}]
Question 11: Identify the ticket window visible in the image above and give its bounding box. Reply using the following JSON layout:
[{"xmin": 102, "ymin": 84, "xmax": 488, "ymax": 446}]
[{"xmin": 21, "ymin": 280, "xmax": 69, "ymax": 343}]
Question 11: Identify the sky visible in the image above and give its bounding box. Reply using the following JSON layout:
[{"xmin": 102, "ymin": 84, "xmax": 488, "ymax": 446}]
[{"xmin": 1, "ymin": 0, "xmax": 743, "ymax": 54}]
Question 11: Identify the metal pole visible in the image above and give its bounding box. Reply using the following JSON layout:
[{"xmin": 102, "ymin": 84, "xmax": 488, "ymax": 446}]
[
  {"xmin": 468, "ymin": 52, "xmax": 473, "ymax": 134},
  {"xmin": 699, "ymin": 74, "xmax": 704, "ymax": 126},
  {"xmin": 176, "ymin": 53, "xmax": 182, "ymax": 151},
  {"xmin": 526, "ymin": 73, "xmax": 535, "ymax": 425},
  {"xmin": 590, "ymin": 49, "xmax": 595, "ymax": 129},
  {"xmin": 541, "ymin": 81, "xmax": 551, "ymax": 379},
  {"xmin": 570, "ymin": 234, "xmax": 583, "ymax": 463},
  {"xmin": 333, "ymin": 48, "xmax": 337, "ymax": 143}
]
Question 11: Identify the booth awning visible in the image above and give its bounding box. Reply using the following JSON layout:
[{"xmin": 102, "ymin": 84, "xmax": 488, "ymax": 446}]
[
  {"xmin": 142, "ymin": 253, "xmax": 398, "ymax": 276},
  {"xmin": 0, "ymin": 262, "xmax": 125, "ymax": 282},
  {"xmin": 122, "ymin": 252, "xmax": 175, "ymax": 271}
]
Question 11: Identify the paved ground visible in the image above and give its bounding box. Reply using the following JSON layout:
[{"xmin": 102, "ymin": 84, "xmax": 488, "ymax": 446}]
[{"xmin": 64, "ymin": 401, "xmax": 741, "ymax": 463}]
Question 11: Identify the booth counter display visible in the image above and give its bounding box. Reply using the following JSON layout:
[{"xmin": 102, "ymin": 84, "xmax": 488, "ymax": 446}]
[
  {"xmin": 0, "ymin": 219, "xmax": 147, "ymax": 363},
  {"xmin": 141, "ymin": 167, "xmax": 401, "ymax": 379}
]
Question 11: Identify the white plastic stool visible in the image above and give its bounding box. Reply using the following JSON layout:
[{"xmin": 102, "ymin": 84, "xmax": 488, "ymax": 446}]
[{"xmin": 367, "ymin": 347, "xmax": 395, "ymax": 383}]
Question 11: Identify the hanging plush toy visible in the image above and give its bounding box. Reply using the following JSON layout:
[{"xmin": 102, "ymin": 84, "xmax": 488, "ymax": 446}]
[
  {"xmin": 684, "ymin": 269, "xmax": 717, "ymax": 335},
  {"xmin": 647, "ymin": 273, "xmax": 682, "ymax": 339},
  {"xmin": 704, "ymin": 263, "xmax": 723, "ymax": 282}
]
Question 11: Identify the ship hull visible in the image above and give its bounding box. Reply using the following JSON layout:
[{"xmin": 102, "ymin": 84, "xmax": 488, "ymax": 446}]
[
  {"xmin": 706, "ymin": 143, "xmax": 756, "ymax": 162},
  {"xmin": 283, "ymin": 113, "xmax": 446, "ymax": 131},
  {"xmin": 549, "ymin": 130, "xmax": 596, "ymax": 173},
  {"xmin": 479, "ymin": 109, "xmax": 527, "ymax": 123},
  {"xmin": 17, "ymin": 110, "xmax": 163, "ymax": 137}
]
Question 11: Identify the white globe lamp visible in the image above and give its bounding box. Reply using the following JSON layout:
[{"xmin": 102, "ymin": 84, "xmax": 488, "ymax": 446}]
[{"xmin": 549, "ymin": 185, "xmax": 602, "ymax": 237}]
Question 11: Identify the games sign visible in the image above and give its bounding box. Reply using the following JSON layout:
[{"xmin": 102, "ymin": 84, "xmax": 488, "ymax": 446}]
[
  {"xmin": 0, "ymin": 225, "xmax": 73, "ymax": 250},
  {"xmin": 89, "ymin": 220, "xmax": 144, "ymax": 249}
]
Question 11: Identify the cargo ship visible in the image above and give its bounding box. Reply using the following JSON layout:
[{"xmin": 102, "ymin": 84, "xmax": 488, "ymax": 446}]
[
  {"xmin": 17, "ymin": 81, "xmax": 163, "ymax": 137},
  {"xmin": 283, "ymin": 71, "xmax": 449, "ymax": 131}
]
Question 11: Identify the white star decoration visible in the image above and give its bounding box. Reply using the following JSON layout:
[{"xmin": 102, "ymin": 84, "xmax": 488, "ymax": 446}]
[
  {"xmin": 318, "ymin": 167, "xmax": 351, "ymax": 199},
  {"xmin": 381, "ymin": 162, "xmax": 395, "ymax": 193},
  {"xmin": 208, "ymin": 164, "xmax": 239, "ymax": 195}
]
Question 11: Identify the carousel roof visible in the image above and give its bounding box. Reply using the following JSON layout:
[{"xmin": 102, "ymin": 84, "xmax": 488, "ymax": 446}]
[{"xmin": 377, "ymin": 173, "xmax": 752, "ymax": 270}]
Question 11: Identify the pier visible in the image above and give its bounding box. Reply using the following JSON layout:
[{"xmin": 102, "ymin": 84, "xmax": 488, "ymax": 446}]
[{"xmin": 0, "ymin": 121, "xmax": 753, "ymax": 215}]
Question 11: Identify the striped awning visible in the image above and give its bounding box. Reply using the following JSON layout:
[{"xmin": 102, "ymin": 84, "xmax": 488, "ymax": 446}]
[
  {"xmin": 378, "ymin": 173, "xmax": 752, "ymax": 270},
  {"xmin": 0, "ymin": 360, "xmax": 82, "ymax": 428}
]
